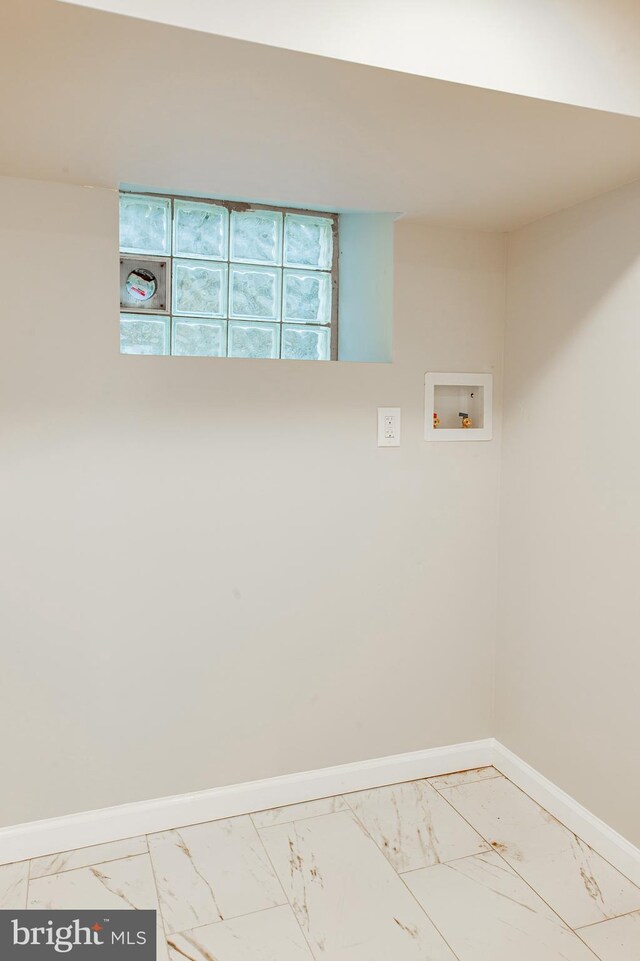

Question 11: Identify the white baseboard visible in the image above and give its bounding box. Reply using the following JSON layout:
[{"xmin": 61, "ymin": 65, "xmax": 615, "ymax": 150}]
[
  {"xmin": 492, "ymin": 740, "xmax": 640, "ymax": 887},
  {"xmin": 2, "ymin": 738, "xmax": 639, "ymax": 889},
  {"xmin": 0, "ymin": 739, "xmax": 493, "ymax": 865}
]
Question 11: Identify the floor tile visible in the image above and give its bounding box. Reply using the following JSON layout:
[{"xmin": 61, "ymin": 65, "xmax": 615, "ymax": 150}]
[
  {"xmin": 167, "ymin": 904, "xmax": 313, "ymax": 961},
  {"xmin": 252, "ymin": 796, "xmax": 349, "ymax": 829},
  {"xmin": 27, "ymin": 853, "xmax": 168, "ymax": 961},
  {"xmin": 577, "ymin": 911, "xmax": 640, "ymax": 960},
  {"xmin": 440, "ymin": 777, "xmax": 640, "ymax": 928},
  {"xmin": 30, "ymin": 836, "xmax": 147, "ymax": 879},
  {"xmin": 428, "ymin": 767, "xmax": 502, "ymax": 790},
  {"xmin": 148, "ymin": 815, "xmax": 285, "ymax": 935},
  {"xmin": 0, "ymin": 861, "xmax": 28, "ymax": 908},
  {"xmin": 344, "ymin": 779, "xmax": 490, "ymax": 872},
  {"xmin": 259, "ymin": 811, "xmax": 456, "ymax": 961},
  {"xmin": 405, "ymin": 850, "xmax": 598, "ymax": 961}
]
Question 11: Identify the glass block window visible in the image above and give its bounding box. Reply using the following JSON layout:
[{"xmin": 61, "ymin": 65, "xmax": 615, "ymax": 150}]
[{"xmin": 119, "ymin": 192, "xmax": 338, "ymax": 360}]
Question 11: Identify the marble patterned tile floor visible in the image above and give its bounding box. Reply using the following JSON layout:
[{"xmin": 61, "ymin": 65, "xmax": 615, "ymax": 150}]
[{"xmin": 2, "ymin": 766, "xmax": 639, "ymax": 960}]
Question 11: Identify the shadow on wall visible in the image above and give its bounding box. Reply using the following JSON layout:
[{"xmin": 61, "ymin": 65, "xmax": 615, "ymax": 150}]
[{"xmin": 505, "ymin": 180, "xmax": 640, "ymax": 405}]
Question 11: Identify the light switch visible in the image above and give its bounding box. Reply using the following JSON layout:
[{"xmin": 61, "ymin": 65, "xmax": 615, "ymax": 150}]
[{"xmin": 377, "ymin": 407, "xmax": 401, "ymax": 447}]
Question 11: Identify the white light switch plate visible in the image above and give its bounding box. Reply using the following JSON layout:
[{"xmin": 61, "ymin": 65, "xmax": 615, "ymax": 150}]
[{"xmin": 377, "ymin": 407, "xmax": 401, "ymax": 447}]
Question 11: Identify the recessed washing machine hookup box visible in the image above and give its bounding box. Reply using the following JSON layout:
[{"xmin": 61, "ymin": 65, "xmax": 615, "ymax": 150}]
[{"xmin": 425, "ymin": 372, "xmax": 493, "ymax": 441}]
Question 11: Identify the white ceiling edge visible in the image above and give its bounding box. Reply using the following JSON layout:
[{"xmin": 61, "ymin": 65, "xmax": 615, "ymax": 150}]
[
  {"xmin": 57, "ymin": 0, "xmax": 640, "ymax": 118},
  {"xmin": 3, "ymin": 0, "xmax": 639, "ymax": 230}
]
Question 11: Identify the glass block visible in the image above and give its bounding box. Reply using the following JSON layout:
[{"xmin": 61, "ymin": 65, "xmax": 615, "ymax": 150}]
[
  {"xmin": 119, "ymin": 194, "xmax": 171, "ymax": 255},
  {"xmin": 282, "ymin": 324, "xmax": 330, "ymax": 361},
  {"xmin": 228, "ymin": 321, "xmax": 280, "ymax": 359},
  {"xmin": 172, "ymin": 318, "xmax": 227, "ymax": 357},
  {"xmin": 284, "ymin": 214, "xmax": 333, "ymax": 270},
  {"xmin": 230, "ymin": 209, "xmax": 283, "ymax": 265},
  {"xmin": 283, "ymin": 269, "xmax": 331, "ymax": 324},
  {"xmin": 120, "ymin": 314, "xmax": 170, "ymax": 355},
  {"xmin": 173, "ymin": 200, "xmax": 228, "ymax": 260},
  {"xmin": 173, "ymin": 260, "xmax": 228, "ymax": 317},
  {"xmin": 229, "ymin": 265, "xmax": 281, "ymax": 321}
]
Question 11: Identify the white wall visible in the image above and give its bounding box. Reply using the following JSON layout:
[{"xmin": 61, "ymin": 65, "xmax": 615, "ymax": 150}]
[
  {"xmin": 60, "ymin": 0, "xmax": 640, "ymax": 117},
  {"xmin": 0, "ymin": 176, "xmax": 504, "ymax": 826},
  {"xmin": 497, "ymin": 179, "xmax": 640, "ymax": 846}
]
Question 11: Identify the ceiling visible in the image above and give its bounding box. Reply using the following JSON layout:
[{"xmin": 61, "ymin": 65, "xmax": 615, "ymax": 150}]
[
  {"xmin": 59, "ymin": 0, "xmax": 640, "ymax": 117},
  {"xmin": 1, "ymin": 0, "xmax": 639, "ymax": 230}
]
